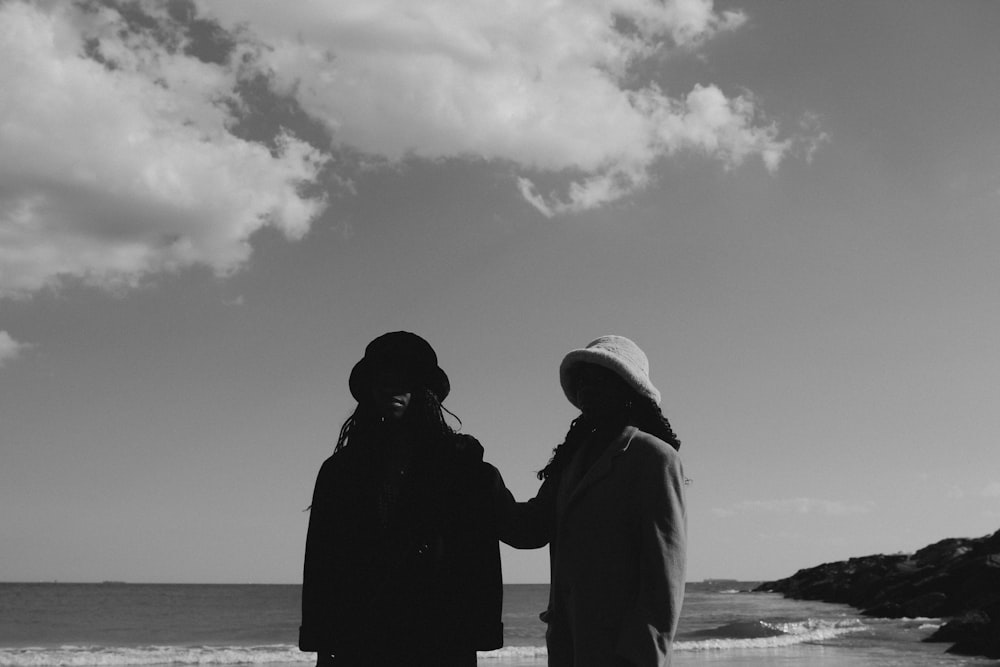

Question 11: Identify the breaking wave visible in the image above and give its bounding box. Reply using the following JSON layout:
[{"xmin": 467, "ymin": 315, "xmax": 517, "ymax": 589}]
[{"xmin": 0, "ymin": 619, "xmax": 868, "ymax": 666}]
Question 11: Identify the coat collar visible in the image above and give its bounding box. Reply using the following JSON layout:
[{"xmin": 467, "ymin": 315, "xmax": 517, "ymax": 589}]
[{"xmin": 557, "ymin": 425, "xmax": 637, "ymax": 520}]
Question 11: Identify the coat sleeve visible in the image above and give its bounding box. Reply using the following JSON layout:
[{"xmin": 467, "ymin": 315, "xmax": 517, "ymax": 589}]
[
  {"xmin": 491, "ymin": 466, "xmax": 555, "ymax": 550},
  {"xmin": 299, "ymin": 458, "xmax": 338, "ymax": 653},
  {"xmin": 450, "ymin": 461, "xmax": 505, "ymax": 650},
  {"xmin": 616, "ymin": 440, "xmax": 687, "ymax": 667}
]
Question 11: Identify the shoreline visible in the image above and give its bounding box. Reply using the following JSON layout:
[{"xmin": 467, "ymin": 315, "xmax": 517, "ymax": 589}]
[{"xmin": 755, "ymin": 529, "xmax": 1000, "ymax": 659}]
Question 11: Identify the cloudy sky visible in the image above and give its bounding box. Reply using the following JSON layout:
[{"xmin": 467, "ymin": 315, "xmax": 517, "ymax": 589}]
[{"xmin": 2, "ymin": 0, "xmax": 999, "ymax": 584}]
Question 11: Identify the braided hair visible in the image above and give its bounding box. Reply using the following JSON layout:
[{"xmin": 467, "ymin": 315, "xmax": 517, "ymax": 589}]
[
  {"xmin": 334, "ymin": 388, "xmax": 460, "ymax": 455},
  {"xmin": 537, "ymin": 395, "xmax": 680, "ymax": 481}
]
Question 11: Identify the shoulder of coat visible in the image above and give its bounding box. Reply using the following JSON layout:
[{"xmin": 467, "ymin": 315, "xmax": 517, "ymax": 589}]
[
  {"xmin": 627, "ymin": 428, "xmax": 681, "ymax": 463},
  {"xmin": 449, "ymin": 432, "xmax": 485, "ymax": 463},
  {"xmin": 319, "ymin": 446, "xmax": 365, "ymax": 477}
]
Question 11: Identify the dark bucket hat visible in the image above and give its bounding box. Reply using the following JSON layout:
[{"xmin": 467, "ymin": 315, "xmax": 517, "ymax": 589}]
[{"xmin": 348, "ymin": 331, "xmax": 450, "ymax": 402}]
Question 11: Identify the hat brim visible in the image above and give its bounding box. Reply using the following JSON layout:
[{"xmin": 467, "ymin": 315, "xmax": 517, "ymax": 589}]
[
  {"xmin": 559, "ymin": 348, "xmax": 660, "ymax": 409},
  {"xmin": 349, "ymin": 357, "xmax": 450, "ymax": 403}
]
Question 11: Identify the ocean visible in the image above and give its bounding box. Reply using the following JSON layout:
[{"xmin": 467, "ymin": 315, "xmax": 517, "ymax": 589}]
[{"xmin": 0, "ymin": 581, "xmax": 994, "ymax": 666}]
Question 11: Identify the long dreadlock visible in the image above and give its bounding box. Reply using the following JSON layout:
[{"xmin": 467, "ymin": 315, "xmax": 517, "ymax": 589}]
[
  {"xmin": 334, "ymin": 388, "xmax": 461, "ymax": 455},
  {"xmin": 537, "ymin": 395, "xmax": 680, "ymax": 481}
]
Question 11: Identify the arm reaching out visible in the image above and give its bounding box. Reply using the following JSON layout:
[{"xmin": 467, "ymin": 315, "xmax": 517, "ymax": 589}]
[{"xmin": 488, "ymin": 465, "xmax": 555, "ymax": 550}]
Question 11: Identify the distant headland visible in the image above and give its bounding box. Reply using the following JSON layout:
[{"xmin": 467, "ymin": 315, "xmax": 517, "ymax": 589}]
[{"xmin": 754, "ymin": 528, "xmax": 1000, "ymax": 659}]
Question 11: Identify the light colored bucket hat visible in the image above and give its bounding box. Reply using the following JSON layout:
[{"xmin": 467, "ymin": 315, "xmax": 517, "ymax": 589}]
[{"xmin": 559, "ymin": 335, "xmax": 661, "ymax": 409}]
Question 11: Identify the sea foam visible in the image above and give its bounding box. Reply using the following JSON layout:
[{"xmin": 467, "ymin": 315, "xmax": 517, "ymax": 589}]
[
  {"xmin": 477, "ymin": 645, "xmax": 548, "ymax": 660},
  {"xmin": 676, "ymin": 617, "xmax": 868, "ymax": 652},
  {"xmin": 0, "ymin": 619, "xmax": 868, "ymax": 667},
  {"xmin": 0, "ymin": 645, "xmax": 549, "ymax": 666},
  {"xmin": 0, "ymin": 645, "xmax": 311, "ymax": 667}
]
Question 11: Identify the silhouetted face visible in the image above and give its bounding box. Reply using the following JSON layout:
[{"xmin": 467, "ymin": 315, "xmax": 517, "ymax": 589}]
[
  {"xmin": 369, "ymin": 368, "xmax": 414, "ymax": 420},
  {"xmin": 572, "ymin": 363, "xmax": 632, "ymax": 420}
]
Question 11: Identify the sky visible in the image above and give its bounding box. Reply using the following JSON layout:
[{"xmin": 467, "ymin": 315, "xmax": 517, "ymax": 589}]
[{"xmin": 1, "ymin": 0, "xmax": 999, "ymax": 585}]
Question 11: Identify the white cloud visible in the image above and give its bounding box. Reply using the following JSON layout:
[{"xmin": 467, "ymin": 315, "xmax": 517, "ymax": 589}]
[
  {"xmin": 0, "ymin": 2, "xmax": 327, "ymax": 298},
  {"xmin": 713, "ymin": 497, "xmax": 873, "ymax": 518},
  {"xmin": 198, "ymin": 0, "xmax": 804, "ymax": 217},
  {"xmin": 1, "ymin": 0, "xmax": 817, "ymax": 297},
  {"xmin": 0, "ymin": 331, "xmax": 31, "ymax": 367}
]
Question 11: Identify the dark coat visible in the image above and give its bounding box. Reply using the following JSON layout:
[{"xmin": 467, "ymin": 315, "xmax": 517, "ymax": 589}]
[
  {"xmin": 499, "ymin": 426, "xmax": 687, "ymax": 667},
  {"xmin": 299, "ymin": 434, "xmax": 503, "ymax": 664}
]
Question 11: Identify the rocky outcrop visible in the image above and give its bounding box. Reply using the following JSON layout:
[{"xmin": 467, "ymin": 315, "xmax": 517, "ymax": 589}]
[{"xmin": 754, "ymin": 528, "xmax": 1000, "ymax": 659}]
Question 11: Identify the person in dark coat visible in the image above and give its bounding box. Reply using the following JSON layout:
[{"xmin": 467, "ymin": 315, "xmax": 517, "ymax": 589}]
[
  {"xmin": 299, "ymin": 331, "xmax": 503, "ymax": 667},
  {"xmin": 496, "ymin": 335, "xmax": 687, "ymax": 667}
]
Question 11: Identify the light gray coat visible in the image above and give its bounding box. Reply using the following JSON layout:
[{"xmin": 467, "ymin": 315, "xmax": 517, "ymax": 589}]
[{"xmin": 499, "ymin": 426, "xmax": 687, "ymax": 667}]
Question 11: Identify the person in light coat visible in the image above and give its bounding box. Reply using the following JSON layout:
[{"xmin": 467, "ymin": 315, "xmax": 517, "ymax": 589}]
[{"xmin": 497, "ymin": 335, "xmax": 687, "ymax": 667}]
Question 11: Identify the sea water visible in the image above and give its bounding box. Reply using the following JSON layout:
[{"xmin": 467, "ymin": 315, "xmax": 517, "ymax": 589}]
[{"xmin": 0, "ymin": 582, "xmax": 994, "ymax": 666}]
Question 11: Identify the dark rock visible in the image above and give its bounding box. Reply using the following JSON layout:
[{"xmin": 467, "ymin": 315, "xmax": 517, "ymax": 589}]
[
  {"xmin": 754, "ymin": 528, "xmax": 1000, "ymax": 660},
  {"xmin": 901, "ymin": 591, "xmax": 948, "ymax": 618},
  {"xmin": 862, "ymin": 601, "xmax": 901, "ymax": 618},
  {"xmin": 912, "ymin": 538, "xmax": 974, "ymax": 566},
  {"xmin": 946, "ymin": 616, "xmax": 1000, "ymax": 659},
  {"xmin": 926, "ymin": 610, "xmax": 990, "ymax": 643}
]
